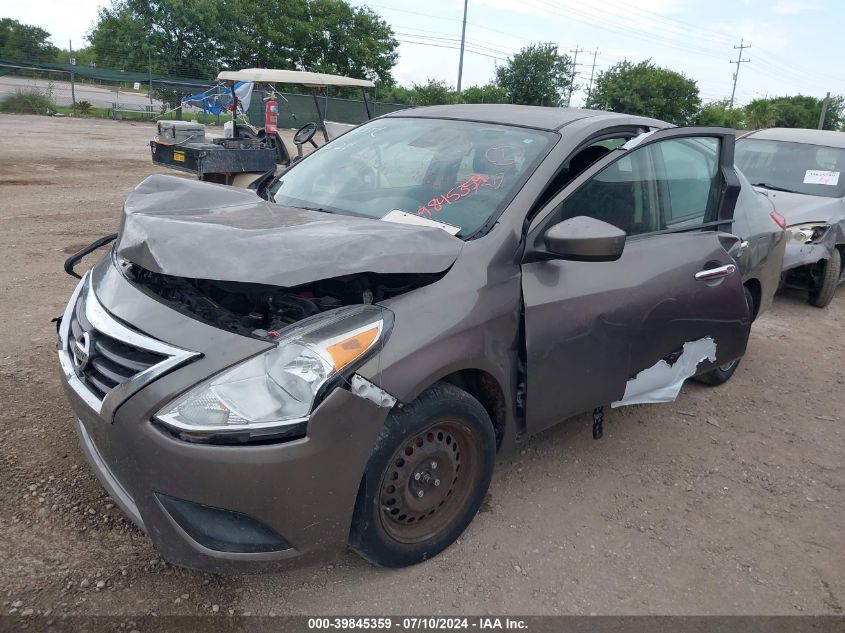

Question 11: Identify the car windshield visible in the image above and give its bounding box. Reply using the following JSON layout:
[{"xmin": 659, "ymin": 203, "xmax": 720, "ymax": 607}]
[
  {"xmin": 735, "ymin": 138, "xmax": 845, "ymax": 198},
  {"xmin": 269, "ymin": 117, "xmax": 556, "ymax": 237}
]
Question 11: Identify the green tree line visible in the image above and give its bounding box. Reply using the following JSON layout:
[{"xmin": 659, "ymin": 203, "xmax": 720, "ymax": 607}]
[{"xmin": 2, "ymin": 10, "xmax": 842, "ymax": 130}]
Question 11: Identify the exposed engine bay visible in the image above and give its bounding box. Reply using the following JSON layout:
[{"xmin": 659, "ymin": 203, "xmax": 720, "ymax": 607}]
[{"xmin": 120, "ymin": 259, "xmax": 441, "ymax": 340}]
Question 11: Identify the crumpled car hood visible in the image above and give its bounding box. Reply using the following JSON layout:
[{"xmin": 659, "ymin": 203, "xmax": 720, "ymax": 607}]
[
  {"xmin": 758, "ymin": 188, "xmax": 845, "ymax": 225},
  {"xmin": 115, "ymin": 175, "xmax": 464, "ymax": 287}
]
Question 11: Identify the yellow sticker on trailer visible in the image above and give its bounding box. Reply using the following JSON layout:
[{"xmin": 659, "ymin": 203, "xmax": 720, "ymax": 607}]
[{"xmin": 173, "ymin": 150, "xmax": 185, "ymax": 162}]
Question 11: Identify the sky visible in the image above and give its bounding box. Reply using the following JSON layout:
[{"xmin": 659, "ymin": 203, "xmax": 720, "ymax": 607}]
[{"xmin": 1, "ymin": 0, "xmax": 842, "ymax": 106}]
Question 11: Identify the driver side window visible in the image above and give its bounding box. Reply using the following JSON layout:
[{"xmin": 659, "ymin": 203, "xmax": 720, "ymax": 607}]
[{"xmin": 556, "ymin": 136, "xmax": 722, "ymax": 236}]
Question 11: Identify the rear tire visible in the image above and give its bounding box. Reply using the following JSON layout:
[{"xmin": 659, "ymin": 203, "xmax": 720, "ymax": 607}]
[
  {"xmin": 694, "ymin": 286, "xmax": 754, "ymax": 386},
  {"xmin": 349, "ymin": 382, "xmax": 495, "ymax": 568},
  {"xmin": 694, "ymin": 358, "xmax": 741, "ymax": 386},
  {"xmin": 808, "ymin": 248, "xmax": 841, "ymax": 308}
]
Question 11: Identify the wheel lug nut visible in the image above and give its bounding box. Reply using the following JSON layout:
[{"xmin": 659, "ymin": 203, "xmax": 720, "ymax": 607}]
[
  {"xmin": 431, "ymin": 461, "xmax": 438, "ymax": 469},
  {"xmin": 414, "ymin": 473, "xmax": 421, "ymax": 481},
  {"xmin": 417, "ymin": 490, "xmax": 424, "ymax": 498},
  {"xmin": 433, "ymin": 479, "xmax": 440, "ymax": 487}
]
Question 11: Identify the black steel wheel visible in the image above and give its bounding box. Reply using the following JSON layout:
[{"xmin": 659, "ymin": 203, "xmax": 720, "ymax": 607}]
[
  {"xmin": 349, "ymin": 382, "xmax": 495, "ymax": 567},
  {"xmin": 808, "ymin": 248, "xmax": 841, "ymax": 308}
]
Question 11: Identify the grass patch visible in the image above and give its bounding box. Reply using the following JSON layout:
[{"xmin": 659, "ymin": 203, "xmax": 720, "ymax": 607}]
[
  {"xmin": 0, "ymin": 88, "xmax": 55, "ymax": 114},
  {"xmin": 50, "ymin": 103, "xmax": 222, "ymax": 125},
  {"xmin": 53, "ymin": 104, "xmax": 112, "ymax": 119}
]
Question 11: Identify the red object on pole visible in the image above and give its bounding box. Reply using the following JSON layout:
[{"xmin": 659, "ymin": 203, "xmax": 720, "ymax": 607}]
[{"xmin": 265, "ymin": 100, "xmax": 279, "ymax": 134}]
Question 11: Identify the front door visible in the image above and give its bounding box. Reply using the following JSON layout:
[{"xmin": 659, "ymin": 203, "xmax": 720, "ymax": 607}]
[{"xmin": 521, "ymin": 128, "xmax": 750, "ymax": 434}]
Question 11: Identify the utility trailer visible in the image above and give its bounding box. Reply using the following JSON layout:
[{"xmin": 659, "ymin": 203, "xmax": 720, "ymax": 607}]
[{"xmin": 150, "ymin": 126, "xmax": 277, "ymax": 186}]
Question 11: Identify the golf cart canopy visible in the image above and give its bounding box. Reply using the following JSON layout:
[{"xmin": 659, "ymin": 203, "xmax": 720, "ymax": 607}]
[{"xmin": 216, "ymin": 68, "xmax": 375, "ymax": 89}]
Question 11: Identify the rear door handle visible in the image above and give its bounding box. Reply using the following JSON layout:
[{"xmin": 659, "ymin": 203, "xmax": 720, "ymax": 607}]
[{"xmin": 695, "ymin": 264, "xmax": 736, "ymax": 281}]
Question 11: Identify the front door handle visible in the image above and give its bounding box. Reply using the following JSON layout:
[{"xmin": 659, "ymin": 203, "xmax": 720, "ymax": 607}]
[{"xmin": 695, "ymin": 264, "xmax": 736, "ymax": 281}]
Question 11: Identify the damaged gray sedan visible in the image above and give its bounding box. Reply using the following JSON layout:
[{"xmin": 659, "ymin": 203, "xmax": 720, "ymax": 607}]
[
  {"xmin": 59, "ymin": 105, "xmax": 757, "ymax": 573},
  {"xmin": 736, "ymin": 128, "xmax": 845, "ymax": 307}
]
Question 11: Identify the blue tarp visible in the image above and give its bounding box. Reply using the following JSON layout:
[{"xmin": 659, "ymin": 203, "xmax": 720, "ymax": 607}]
[{"xmin": 182, "ymin": 81, "xmax": 253, "ymax": 115}]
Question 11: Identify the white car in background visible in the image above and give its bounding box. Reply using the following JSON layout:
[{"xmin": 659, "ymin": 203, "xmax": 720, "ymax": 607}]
[{"xmin": 736, "ymin": 128, "xmax": 845, "ymax": 307}]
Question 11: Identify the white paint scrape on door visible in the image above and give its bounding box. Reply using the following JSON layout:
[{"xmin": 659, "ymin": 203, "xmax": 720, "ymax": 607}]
[{"xmin": 611, "ymin": 337, "xmax": 717, "ymax": 408}]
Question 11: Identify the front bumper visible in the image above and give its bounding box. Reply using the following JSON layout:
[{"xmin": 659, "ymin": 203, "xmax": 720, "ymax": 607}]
[{"xmin": 58, "ymin": 262, "xmax": 391, "ymax": 573}]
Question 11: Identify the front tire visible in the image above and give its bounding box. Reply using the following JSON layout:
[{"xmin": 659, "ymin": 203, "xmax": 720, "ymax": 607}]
[
  {"xmin": 808, "ymin": 248, "xmax": 841, "ymax": 308},
  {"xmin": 349, "ymin": 382, "xmax": 496, "ymax": 568}
]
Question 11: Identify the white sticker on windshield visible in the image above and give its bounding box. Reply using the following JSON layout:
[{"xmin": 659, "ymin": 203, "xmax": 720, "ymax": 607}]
[
  {"xmin": 804, "ymin": 170, "xmax": 840, "ymax": 186},
  {"xmin": 381, "ymin": 210, "xmax": 461, "ymax": 235}
]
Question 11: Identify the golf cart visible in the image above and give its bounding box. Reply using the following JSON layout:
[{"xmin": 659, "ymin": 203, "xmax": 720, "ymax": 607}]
[{"xmin": 149, "ymin": 68, "xmax": 375, "ymax": 186}]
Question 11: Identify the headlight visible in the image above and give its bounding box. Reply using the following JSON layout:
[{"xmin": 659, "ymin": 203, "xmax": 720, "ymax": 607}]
[
  {"xmin": 787, "ymin": 222, "xmax": 829, "ymax": 244},
  {"xmin": 155, "ymin": 305, "xmax": 391, "ymax": 441}
]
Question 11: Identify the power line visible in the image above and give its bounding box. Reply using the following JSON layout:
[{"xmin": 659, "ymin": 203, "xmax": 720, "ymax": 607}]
[
  {"xmin": 394, "ymin": 38, "xmax": 507, "ymax": 62},
  {"xmin": 729, "ymin": 39, "xmax": 750, "ymax": 108},
  {"xmin": 379, "ymin": 0, "xmax": 840, "ymax": 95},
  {"xmin": 393, "ymin": 25, "xmax": 516, "ymax": 56},
  {"xmin": 393, "ymin": 29, "xmax": 513, "ymax": 56}
]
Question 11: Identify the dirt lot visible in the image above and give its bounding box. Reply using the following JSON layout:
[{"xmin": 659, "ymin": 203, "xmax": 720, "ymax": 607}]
[{"xmin": 0, "ymin": 114, "xmax": 843, "ymax": 617}]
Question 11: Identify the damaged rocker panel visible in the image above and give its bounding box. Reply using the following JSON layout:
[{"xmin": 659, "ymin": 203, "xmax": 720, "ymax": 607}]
[{"xmin": 611, "ymin": 337, "xmax": 717, "ymax": 408}]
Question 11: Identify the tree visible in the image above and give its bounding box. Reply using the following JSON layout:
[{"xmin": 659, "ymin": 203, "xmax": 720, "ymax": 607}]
[
  {"xmin": 742, "ymin": 95, "xmax": 844, "ymax": 131},
  {"xmin": 586, "ymin": 59, "xmax": 700, "ymax": 125},
  {"xmin": 695, "ymin": 99, "xmax": 745, "ymax": 128},
  {"xmin": 495, "ymin": 43, "xmax": 572, "ymax": 106},
  {"xmin": 89, "ymin": 0, "xmax": 399, "ymax": 83},
  {"xmin": 292, "ymin": 0, "xmax": 398, "ymax": 85},
  {"xmin": 744, "ymin": 99, "xmax": 778, "ymax": 130},
  {"xmin": 822, "ymin": 95, "xmax": 845, "ymax": 131},
  {"xmin": 460, "ymin": 84, "xmax": 508, "ymax": 104},
  {"xmin": 0, "ymin": 18, "xmax": 58, "ymax": 62},
  {"xmin": 53, "ymin": 46, "xmax": 96, "ymax": 67},
  {"xmin": 376, "ymin": 83, "xmax": 413, "ymax": 104},
  {"xmin": 410, "ymin": 78, "xmax": 455, "ymax": 106},
  {"xmin": 89, "ymin": 0, "xmax": 224, "ymax": 78}
]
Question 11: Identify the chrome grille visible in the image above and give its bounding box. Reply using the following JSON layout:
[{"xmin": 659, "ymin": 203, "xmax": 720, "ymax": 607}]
[
  {"xmin": 67, "ymin": 290, "xmax": 166, "ymax": 399},
  {"xmin": 58, "ymin": 273, "xmax": 200, "ymax": 421}
]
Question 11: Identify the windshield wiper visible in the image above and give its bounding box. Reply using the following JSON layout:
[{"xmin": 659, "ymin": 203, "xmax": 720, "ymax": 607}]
[
  {"xmin": 289, "ymin": 204, "xmax": 335, "ymax": 214},
  {"xmin": 751, "ymin": 182, "xmax": 799, "ymax": 194}
]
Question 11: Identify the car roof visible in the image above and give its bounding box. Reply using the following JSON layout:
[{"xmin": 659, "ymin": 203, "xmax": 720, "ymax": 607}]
[
  {"xmin": 742, "ymin": 127, "xmax": 845, "ymax": 149},
  {"xmin": 382, "ymin": 104, "xmax": 664, "ymax": 131}
]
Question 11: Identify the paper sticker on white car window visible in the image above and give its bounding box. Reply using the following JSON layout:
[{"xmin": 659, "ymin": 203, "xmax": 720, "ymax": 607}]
[{"xmin": 803, "ymin": 170, "xmax": 840, "ymax": 186}]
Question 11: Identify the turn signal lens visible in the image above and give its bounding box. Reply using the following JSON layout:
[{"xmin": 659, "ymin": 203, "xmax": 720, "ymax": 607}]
[
  {"xmin": 326, "ymin": 326, "xmax": 379, "ymax": 371},
  {"xmin": 770, "ymin": 211, "xmax": 787, "ymax": 230}
]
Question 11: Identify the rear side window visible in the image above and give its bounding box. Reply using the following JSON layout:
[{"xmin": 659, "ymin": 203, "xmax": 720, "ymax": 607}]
[{"xmin": 555, "ymin": 136, "xmax": 722, "ymax": 236}]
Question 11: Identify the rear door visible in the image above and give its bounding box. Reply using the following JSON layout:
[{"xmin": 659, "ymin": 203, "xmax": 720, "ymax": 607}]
[{"xmin": 521, "ymin": 128, "xmax": 750, "ymax": 434}]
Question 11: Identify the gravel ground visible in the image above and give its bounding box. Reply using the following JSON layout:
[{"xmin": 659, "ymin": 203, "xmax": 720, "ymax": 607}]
[{"xmin": 0, "ymin": 114, "xmax": 843, "ymax": 618}]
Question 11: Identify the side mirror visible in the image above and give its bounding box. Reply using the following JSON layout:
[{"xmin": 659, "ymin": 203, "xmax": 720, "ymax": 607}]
[{"xmin": 543, "ymin": 216, "xmax": 626, "ymax": 262}]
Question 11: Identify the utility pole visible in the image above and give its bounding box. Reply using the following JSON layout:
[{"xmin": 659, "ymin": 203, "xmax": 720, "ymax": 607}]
[
  {"xmin": 69, "ymin": 39, "xmax": 77, "ymax": 115},
  {"xmin": 729, "ymin": 39, "xmax": 750, "ymax": 108},
  {"xmin": 148, "ymin": 48, "xmax": 154, "ymax": 111},
  {"xmin": 585, "ymin": 48, "xmax": 600, "ymax": 104},
  {"xmin": 567, "ymin": 46, "xmax": 584, "ymax": 107},
  {"xmin": 818, "ymin": 91, "xmax": 831, "ymax": 129},
  {"xmin": 456, "ymin": 0, "xmax": 468, "ymax": 93}
]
